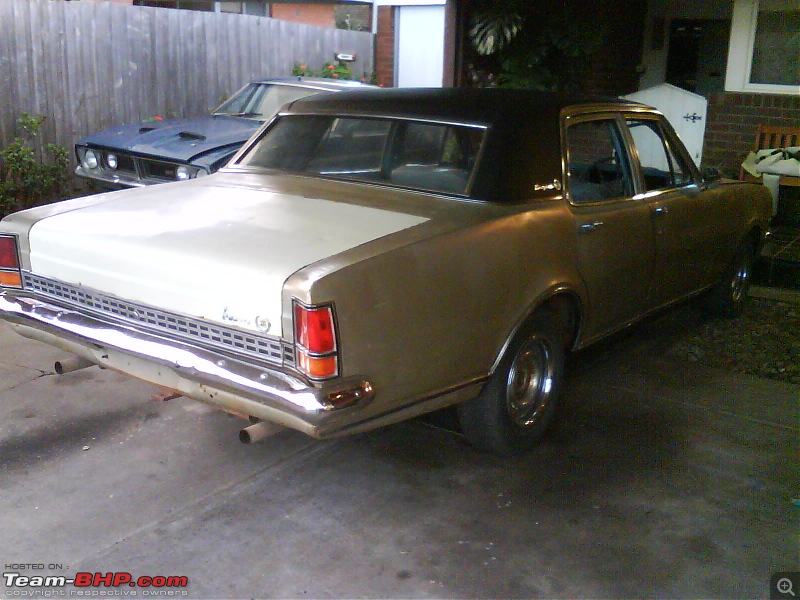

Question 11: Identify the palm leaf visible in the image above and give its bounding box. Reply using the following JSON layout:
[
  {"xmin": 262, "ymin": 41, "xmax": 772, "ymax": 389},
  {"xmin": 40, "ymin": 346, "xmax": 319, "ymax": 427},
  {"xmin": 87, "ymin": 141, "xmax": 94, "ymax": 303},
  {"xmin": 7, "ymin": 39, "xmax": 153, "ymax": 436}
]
[{"xmin": 469, "ymin": 10, "xmax": 524, "ymax": 56}]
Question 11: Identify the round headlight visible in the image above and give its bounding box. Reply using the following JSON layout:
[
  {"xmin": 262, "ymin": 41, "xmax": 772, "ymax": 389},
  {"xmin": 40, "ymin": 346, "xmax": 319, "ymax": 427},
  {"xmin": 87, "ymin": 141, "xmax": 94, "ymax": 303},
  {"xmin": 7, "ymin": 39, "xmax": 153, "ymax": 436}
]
[
  {"xmin": 106, "ymin": 154, "xmax": 118, "ymax": 170},
  {"xmin": 83, "ymin": 149, "xmax": 99, "ymax": 170},
  {"xmin": 176, "ymin": 166, "xmax": 191, "ymax": 181},
  {"xmin": 195, "ymin": 169, "xmax": 208, "ymax": 178}
]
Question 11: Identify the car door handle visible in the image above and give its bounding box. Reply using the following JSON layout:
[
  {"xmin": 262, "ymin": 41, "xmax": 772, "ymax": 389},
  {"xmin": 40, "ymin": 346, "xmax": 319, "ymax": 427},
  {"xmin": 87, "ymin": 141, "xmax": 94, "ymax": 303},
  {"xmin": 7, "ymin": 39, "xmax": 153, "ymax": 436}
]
[
  {"xmin": 652, "ymin": 206, "xmax": 668, "ymax": 217},
  {"xmin": 579, "ymin": 221, "xmax": 604, "ymax": 234}
]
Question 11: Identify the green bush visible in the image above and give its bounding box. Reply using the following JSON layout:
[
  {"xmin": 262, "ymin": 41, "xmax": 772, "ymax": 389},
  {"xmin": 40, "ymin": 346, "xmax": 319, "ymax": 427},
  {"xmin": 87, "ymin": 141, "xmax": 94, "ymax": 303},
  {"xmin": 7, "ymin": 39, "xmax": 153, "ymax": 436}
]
[
  {"xmin": 292, "ymin": 62, "xmax": 313, "ymax": 77},
  {"xmin": 320, "ymin": 61, "xmax": 352, "ymax": 80},
  {"xmin": 292, "ymin": 60, "xmax": 371, "ymax": 83},
  {"xmin": 0, "ymin": 113, "xmax": 71, "ymax": 219}
]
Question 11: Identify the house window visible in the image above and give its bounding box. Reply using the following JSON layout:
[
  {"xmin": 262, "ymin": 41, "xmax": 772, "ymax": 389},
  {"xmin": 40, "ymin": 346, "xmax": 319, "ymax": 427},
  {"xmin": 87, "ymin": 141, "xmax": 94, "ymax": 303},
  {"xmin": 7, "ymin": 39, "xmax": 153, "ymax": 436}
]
[
  {"xmin": 725, "ymin": 0, "xmax": 800, "ymax": 94},
  {"xmin": 217, "ymin": 2, "xmax": 243, "ymax": 13}
]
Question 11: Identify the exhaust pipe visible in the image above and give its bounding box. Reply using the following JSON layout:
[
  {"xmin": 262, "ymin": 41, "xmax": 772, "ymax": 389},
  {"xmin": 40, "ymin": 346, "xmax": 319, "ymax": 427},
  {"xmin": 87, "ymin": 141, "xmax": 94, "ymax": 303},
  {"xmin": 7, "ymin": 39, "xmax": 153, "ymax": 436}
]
[
  {"xmin": 54, "ymin": 356, "xmax": 95, "ymax": 375},
  {"xmin": 239, "ymin": 421, "xmax": 282, "ymax": 444}
]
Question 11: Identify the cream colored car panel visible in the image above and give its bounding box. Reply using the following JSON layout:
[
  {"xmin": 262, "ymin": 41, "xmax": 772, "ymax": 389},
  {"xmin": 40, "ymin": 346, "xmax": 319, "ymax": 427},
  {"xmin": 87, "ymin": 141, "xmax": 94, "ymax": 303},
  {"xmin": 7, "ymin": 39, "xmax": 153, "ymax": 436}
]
[{"xmin": 27, "ymin": 179, "xmax": 428, "ymax": 334}]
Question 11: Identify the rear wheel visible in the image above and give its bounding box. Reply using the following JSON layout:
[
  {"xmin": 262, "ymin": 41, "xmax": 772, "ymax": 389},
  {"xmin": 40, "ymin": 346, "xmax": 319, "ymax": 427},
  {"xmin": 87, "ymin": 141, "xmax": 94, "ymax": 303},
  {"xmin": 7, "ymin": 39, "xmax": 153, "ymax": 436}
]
[
  {"xmin": 458, "ymin": 309, "xmax": 567, "ymax": 455},
  {"xmin": 706, "ymin": 238, "xmax": 757, "ymax": 318}
]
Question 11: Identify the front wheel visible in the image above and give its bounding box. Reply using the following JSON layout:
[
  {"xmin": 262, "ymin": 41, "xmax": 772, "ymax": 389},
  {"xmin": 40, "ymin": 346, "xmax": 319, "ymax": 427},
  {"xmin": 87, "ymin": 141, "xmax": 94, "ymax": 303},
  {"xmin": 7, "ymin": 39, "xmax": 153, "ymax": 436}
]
[
  {"xmin": 706, "ymin": 238, "xmax": 757, "ymax": 318},
  {"xmin": 458, "ymin": 310, "xmax": 567, "ymax": 455}
]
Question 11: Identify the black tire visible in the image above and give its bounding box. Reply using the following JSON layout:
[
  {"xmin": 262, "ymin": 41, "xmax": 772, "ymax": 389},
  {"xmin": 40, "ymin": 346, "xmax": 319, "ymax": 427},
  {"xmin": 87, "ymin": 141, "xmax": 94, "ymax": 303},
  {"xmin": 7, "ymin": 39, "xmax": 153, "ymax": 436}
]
[
  {"xmin": 458, "ymin": 309, "xmax": 567, "ymax": 455},
  {"xmin": 706, "ymin": 238, "xmax": 757, "ymax": 318}
]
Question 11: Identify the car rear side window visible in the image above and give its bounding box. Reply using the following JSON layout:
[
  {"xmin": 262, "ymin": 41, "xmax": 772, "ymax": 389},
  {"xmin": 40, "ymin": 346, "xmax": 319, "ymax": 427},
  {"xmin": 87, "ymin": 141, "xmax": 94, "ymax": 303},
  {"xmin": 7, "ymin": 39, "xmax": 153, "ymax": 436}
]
[{"xmin": 566, "ymin": 118, "xmax": 634, "ymax": 204}]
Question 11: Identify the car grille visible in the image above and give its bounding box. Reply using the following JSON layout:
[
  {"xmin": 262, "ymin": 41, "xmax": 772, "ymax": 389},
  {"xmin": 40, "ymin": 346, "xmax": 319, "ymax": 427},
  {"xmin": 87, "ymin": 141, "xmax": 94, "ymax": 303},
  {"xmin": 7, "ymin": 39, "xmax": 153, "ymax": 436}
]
[
  {"xmin": 140, "ymin": 158, "xmax": 180, "ymax": 182},
  {"xmin": 115, "ymin": 154, "xmax": 137, "ymax": 176},
  {"xmin": 98, "ymin": 151, "xmax": 183, "ymax": 183},
  {"xmin": 22, "ymin": 272, "xmax": 295, "ymax": 368}
]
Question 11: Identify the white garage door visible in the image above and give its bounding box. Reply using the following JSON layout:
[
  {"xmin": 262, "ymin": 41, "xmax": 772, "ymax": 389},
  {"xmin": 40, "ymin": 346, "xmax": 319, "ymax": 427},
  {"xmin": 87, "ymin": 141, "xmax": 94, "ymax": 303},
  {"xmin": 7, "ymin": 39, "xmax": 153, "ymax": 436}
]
[{"xmin": 396, "ymin": 5, "xmax": 445, "ymax": 87}]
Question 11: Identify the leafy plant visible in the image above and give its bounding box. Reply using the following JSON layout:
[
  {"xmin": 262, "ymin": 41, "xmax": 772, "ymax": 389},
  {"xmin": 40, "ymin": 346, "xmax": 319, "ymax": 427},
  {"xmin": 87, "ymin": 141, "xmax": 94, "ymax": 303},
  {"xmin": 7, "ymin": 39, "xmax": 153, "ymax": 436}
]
[
  {"xmin": 292, "ymin": 60, "xmax": 372, "ymax": 83},
  {"xmin": 321, "ymin": 61, "xmax": 352, "ymax": 80},
  {"xmin": 292, "ymin": 62, "xmax": 313, "ymax": 77},
  {"xmin": 469, "ymin": 1, "xmax": 525, "ymax": 56},
  {"xmin": 468, "ymin": 1, "xmax": 606, "ymax": 92},
  {"xmin": 0, "ymin": 113, "xmax": 71, "ymax": 218}
]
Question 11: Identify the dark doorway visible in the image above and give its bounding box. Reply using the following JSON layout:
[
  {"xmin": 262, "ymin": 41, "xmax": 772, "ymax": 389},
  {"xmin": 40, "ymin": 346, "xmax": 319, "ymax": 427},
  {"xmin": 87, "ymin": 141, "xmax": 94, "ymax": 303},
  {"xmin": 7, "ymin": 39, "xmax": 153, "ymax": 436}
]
[{"xmin": 666, "ymin": 19, "xmax": 730, "ymax": 97}]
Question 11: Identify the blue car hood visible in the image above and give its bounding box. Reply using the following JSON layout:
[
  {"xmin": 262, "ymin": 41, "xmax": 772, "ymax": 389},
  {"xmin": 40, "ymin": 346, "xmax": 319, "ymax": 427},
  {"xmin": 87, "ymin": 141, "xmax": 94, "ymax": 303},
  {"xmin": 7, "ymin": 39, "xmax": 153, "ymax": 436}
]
[{"xmin": 77, "ymin": 115, "xmax": 262, "ymax": 164}]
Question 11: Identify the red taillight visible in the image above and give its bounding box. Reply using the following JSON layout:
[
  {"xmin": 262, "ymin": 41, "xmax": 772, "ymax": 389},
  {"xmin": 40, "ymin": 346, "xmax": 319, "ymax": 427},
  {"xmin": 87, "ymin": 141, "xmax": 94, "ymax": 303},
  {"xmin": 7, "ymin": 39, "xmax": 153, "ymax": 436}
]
[
  {"xmin": 294, "ymin": 303, "xmax": 336, "ymax": 354},
  {"xmin": 0, "ymin": 235, "xmax": 19, "ymax": 270},
  {"xmin": 0, "ymin": 235, "xmax": 22, "ymax": 289},
  {"xmin": 294, "ymin": 302, "xmax": 338, "ymax": 380}
]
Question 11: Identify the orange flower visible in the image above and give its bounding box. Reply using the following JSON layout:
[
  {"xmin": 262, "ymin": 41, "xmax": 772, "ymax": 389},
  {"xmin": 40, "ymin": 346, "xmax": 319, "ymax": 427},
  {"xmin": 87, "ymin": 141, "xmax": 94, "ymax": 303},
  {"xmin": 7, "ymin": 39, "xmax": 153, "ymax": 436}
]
[
  {"xmin": 328, "ymin": 64, "xmax": 335, "ymax": 70},
  {"xmin": 300, "ymin": 64, "xmax": 307, "ymax": 70},
  {"xmin": 332, "ymin": 73, "xmax": 339, "ymax": 78}
]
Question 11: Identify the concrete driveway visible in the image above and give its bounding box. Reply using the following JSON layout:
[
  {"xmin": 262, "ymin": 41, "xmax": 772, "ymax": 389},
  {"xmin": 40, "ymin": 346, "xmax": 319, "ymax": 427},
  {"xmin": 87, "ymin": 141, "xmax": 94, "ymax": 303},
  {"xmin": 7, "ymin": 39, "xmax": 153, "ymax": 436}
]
[{"xmin": 1, "ymin": 307, "xmax": 797, "ymax": 599}]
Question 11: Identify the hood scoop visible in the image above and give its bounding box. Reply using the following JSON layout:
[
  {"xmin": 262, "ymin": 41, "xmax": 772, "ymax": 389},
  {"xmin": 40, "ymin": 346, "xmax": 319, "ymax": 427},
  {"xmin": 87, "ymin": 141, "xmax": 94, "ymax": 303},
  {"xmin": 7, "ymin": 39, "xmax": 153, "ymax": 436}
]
[
  {"xmin": 138, "ymin": 126, "xmax": 159, "ymax": 134},
  {"xmin": 179, "ymin": 131, "xmax": 207, "ymax": 141}
]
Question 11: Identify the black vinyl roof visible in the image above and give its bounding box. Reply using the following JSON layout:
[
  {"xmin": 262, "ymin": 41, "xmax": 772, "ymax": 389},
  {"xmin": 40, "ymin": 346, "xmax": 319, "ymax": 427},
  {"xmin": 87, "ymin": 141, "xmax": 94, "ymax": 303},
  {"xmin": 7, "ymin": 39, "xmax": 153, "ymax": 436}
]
[
  {"xmin": 281, "ymin": 88, "xmax": 649, "ymax": 203},
  {"xmin": 286, "ymin": 87, "xmax": 634, "ymax": 124}
]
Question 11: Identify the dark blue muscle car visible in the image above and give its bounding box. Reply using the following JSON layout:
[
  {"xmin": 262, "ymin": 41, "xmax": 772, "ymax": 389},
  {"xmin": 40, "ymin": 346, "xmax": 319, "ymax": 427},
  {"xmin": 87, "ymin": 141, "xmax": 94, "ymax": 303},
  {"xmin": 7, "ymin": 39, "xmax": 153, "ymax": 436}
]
[{"xmin": 75, "ymin": 77, "xmax": 373, "ymax": 188}]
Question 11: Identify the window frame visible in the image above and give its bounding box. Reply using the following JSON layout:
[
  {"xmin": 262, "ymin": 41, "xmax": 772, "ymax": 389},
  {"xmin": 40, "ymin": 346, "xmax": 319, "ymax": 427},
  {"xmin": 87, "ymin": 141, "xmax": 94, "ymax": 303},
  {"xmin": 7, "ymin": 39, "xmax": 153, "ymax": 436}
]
[
  {"xmin": 725, "ymin": 0, "xmax": 800, "ymax": 95},
  {"xmin": 562, "ymin": 113, "xmax": 637, "ymax": 206}
]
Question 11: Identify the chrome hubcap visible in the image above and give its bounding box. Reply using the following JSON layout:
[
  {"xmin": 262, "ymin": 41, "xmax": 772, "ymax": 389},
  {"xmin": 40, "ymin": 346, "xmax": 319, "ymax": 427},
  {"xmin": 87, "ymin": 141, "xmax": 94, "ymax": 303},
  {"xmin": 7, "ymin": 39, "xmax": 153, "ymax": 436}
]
[
  {"xmin": 731, "ymin": 249, "xmax": 753, "ymax": 303},
  {"xmin": 505, "ymin": 335, "xmax": 555, "ymax": 427}
]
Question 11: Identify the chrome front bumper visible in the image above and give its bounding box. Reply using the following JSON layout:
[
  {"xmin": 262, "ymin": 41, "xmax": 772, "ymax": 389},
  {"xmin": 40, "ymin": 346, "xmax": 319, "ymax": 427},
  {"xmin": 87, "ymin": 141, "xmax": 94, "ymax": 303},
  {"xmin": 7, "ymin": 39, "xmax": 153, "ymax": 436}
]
[
  {"xmin": 0, "ymin": 291, "xmax": 374, "ymax": 438},
  {"xmin": 75, "ymin": 166, "xmax": 147, "ymax": 189}
]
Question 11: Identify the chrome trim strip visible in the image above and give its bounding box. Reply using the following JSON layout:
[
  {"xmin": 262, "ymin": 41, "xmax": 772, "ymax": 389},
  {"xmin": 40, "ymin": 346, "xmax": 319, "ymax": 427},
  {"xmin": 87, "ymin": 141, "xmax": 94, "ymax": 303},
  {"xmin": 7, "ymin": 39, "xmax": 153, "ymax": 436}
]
[
  {"xmin": 21, "ymin": 273, "xmax": 294, "ymax": 368},
  {"xmin": 275, "ymin": 110, "xmax": 491, "ymax": 131}
]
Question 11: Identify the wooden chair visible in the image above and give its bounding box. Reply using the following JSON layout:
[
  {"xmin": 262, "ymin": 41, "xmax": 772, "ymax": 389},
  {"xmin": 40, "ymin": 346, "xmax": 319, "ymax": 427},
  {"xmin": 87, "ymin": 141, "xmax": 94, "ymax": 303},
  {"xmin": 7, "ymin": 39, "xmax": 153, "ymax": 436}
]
[{"xmin": 740, "ymin": 125, "xmax": 800, "ymax": 187}]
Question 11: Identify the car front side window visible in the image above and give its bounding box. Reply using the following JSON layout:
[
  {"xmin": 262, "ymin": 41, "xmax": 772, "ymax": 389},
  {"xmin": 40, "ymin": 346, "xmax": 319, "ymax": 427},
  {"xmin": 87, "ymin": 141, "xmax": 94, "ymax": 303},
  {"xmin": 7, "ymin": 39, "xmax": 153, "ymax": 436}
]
[{"xmin": 625, "ymin": 119, "xmax": 694, "ymax": 192}]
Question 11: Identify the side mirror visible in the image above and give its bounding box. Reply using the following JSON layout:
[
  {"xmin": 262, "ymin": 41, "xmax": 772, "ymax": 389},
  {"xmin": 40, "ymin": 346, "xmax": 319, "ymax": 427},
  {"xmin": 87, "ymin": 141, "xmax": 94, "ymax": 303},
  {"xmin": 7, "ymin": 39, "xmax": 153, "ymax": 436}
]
[{"xmin": 702, "ymin": 167, "xmax": 721, "ymax": 183}]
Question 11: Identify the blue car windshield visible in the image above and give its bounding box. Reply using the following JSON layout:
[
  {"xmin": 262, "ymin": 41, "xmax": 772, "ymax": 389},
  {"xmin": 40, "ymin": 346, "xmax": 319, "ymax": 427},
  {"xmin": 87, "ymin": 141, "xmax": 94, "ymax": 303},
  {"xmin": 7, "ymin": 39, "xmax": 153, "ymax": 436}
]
[
  {"xmin": 214, "ymin": 83, "xmax": 321, "ymax": 120},
  {"xmin": 236, "ymin": 115, "xmax": 486, "ymax": 196}
]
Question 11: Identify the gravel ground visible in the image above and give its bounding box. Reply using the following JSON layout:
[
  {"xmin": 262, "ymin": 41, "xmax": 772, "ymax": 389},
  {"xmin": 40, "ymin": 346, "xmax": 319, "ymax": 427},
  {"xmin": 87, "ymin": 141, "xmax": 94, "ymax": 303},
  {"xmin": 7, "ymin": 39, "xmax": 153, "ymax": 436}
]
[{"xmin": 660, "ymin": 293, "xmax": 800, "ymax": 385}]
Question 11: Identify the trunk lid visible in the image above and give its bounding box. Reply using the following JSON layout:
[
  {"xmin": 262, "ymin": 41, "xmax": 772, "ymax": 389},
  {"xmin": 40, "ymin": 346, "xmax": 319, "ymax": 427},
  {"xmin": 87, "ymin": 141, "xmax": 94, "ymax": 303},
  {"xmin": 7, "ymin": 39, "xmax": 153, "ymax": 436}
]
[{"xmin": 27, "ymin": 177, "xmax": 429, "ymax": 336}]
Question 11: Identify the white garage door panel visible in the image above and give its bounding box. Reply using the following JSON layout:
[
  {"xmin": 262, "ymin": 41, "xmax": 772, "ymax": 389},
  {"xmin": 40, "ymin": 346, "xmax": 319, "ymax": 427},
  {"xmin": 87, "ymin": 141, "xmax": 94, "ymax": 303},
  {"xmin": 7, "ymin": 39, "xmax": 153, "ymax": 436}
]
[{"xmin": 397, "ymin": 5, "xmax": 445, "ymax": 87}]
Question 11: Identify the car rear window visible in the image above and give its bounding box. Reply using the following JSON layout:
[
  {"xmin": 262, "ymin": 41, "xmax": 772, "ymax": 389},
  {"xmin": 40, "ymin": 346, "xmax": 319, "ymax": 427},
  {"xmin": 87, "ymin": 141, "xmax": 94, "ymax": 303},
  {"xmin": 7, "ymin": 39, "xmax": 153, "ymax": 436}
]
[
  {"xmin": 237, "ymin": 115, "xmax": 486, "ymax": 196},
  {"xmin": 214, "ymin": 83, "xmax": 321, "ymax": 120}
]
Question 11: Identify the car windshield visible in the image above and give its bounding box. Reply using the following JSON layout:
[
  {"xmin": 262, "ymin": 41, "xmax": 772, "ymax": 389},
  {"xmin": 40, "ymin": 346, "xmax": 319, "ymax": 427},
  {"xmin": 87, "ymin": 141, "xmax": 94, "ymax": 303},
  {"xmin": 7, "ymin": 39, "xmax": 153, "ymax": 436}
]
[
  {"xmin": 214, "ymin": 83, "xmax": 322, "ymax": 120},
  {"xmin": 236, "ymin": 115, "xmax": 486, "ymax": 196}
]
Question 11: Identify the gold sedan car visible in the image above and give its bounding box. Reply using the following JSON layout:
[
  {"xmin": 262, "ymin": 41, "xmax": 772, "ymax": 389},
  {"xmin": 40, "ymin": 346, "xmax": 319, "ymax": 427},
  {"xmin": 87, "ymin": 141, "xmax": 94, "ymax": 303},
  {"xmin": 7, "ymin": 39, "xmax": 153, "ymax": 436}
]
[{"xmin": 0, "ymin": 89, "xmax": 772, "ymax": 454}]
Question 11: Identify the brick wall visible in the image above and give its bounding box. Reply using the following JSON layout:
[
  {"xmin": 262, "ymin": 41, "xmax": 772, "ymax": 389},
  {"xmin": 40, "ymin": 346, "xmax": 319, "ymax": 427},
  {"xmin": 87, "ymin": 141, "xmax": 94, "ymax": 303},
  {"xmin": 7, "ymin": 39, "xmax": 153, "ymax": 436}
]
[
  {"xmin": 704, "ymin": 92, "xmax": 800, "ymax": 178},
  {"xmin": 271, "ymin": 4, "xmax": 335, "ymax": 29},
  {"xmin": 375, "ymin": 5, "xmax": 394, "ymax": 87},
  {"xmin": 582, "ymin": 0, "xmax": 647, "ymax": 96}
]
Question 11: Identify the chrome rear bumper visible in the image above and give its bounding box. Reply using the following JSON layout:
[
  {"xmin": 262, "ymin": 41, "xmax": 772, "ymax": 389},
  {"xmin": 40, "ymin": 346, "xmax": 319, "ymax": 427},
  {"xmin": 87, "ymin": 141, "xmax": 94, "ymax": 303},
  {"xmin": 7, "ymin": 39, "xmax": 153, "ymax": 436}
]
[{"xmin": 0, "ymin": 291, "xmax": 374, "ymax": 438}]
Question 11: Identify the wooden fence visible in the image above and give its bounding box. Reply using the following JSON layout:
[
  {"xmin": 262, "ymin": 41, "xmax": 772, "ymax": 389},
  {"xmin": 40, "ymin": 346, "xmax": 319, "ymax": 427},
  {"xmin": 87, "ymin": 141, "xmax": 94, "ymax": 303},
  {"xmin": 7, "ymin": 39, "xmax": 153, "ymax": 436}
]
[{"xmin": 0, "ymin": 0, "xmax": 374, "ymax": 165}]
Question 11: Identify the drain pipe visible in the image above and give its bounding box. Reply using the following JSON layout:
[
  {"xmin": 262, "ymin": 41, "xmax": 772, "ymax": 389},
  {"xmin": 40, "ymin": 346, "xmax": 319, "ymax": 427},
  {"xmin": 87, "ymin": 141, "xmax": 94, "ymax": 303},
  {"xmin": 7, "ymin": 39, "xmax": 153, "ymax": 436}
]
[
  {"xmin": 54, "ymin": 356, "xmax": 95, "ymax": 375},
  {"xmin": 239, "ymin": 421, "xmax": 282, "ymax": 444}
]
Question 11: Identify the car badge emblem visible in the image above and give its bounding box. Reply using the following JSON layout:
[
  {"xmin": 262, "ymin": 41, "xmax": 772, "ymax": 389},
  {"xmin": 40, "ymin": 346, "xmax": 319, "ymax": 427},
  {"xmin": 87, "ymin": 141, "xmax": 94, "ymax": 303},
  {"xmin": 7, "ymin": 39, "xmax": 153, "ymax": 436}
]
[{"xmin": 255, "ymin": 315, "xmax": 271, "ymax": 333}]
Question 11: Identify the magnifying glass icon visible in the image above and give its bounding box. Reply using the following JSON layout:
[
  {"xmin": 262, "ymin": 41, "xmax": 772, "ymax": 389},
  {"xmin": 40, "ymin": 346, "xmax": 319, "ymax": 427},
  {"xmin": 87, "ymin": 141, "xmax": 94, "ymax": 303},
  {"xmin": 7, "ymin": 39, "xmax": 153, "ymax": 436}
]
[{"xmin": 777, "ymin": 578, "xmax": 796, "ymax": 596}]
